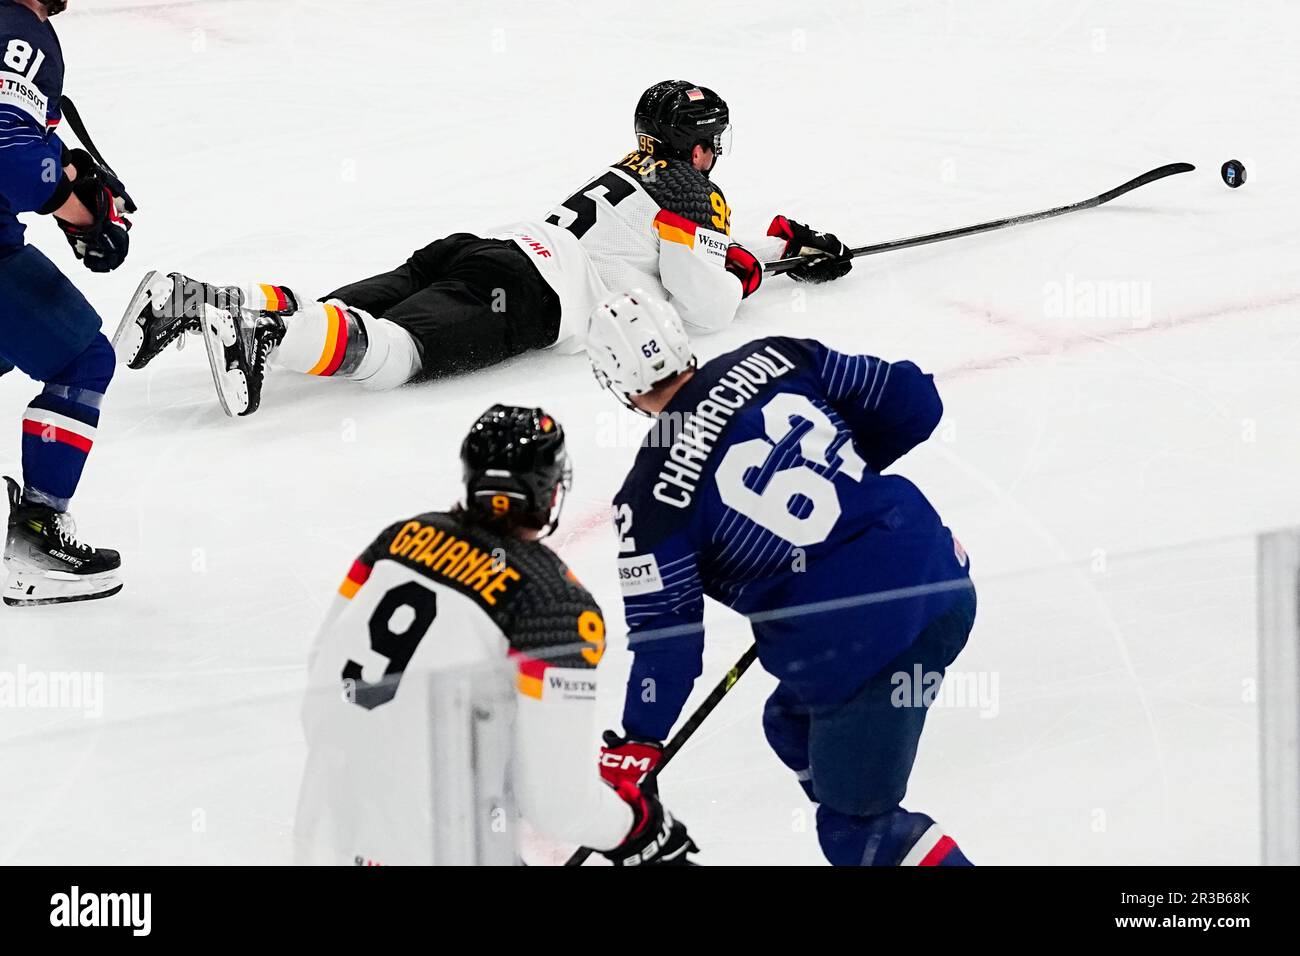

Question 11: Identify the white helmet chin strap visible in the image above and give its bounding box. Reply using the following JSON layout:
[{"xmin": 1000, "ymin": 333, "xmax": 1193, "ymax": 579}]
[
  {"xmin": 617, "ymin": 386, "xmax": 651, "ymax": 418},
  {"xmin": 590, "ymin": 363, "xmax": 647, "ymax": 416}
]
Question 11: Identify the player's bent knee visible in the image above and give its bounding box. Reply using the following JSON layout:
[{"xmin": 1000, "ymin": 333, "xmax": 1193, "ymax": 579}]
[
  {"xmin": 47, "ymin": 333, "xmax": 116, "ymax": 395},
  {"xmin": 761, "ymin": 689, "xmax": 811, "ymax": 775},
  {"xmin": 813, "ymin": 761, "xmax": 907, "ymax": 818},
  {"xmin": 0, "ymin": 246, "xmax": 106, "ymax": 382}
]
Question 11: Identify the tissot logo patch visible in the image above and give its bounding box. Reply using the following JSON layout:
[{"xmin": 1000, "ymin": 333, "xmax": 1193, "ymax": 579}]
[{"xmin": 617, "ymin": 554, "xmax": 664, "ymax": 595}]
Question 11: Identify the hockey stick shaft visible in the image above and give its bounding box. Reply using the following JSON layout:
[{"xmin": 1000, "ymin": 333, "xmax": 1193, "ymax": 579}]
[
  {"xmin": 59, "ymin": 95, "xmax": 120, "ymax": 178},
  {"xmin": 565, "ymin": 643, "xmax": 759, "ymax": 866},
  {"xmin": 763, "ymin": 161, "xmax": 1195, "ymax": 275},
  {"xmin": 658, "ymin": 643, "xmax": 758, "ymax": 766}
]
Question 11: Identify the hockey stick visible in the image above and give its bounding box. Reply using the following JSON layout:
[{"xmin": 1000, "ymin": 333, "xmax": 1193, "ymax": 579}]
[
  {"xmin": 59, "ymin": 95, "xmax": 121, "ymax": 178},
  {"xmin": 565, "ymin": 642, "xmax": 759, "ymax": 866},
  {"xmin": 763, "ymin": 161, "xmax": 1195, "ymax": 275}
]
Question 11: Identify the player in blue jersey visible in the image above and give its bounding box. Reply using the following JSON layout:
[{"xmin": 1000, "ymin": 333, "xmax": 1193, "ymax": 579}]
[
  {"xmin": 587, "ymin": 289, "xmax": 976, "ymax": 866},
  {"xmin": 0, "ymin": 0, "xmax": 135, "ymax": 605}
]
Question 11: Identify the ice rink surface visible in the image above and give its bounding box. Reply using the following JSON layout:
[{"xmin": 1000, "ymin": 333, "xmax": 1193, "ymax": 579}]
[{"xmin": 2, "ymin": 0, "xmax": 1297, "ymax": 864}]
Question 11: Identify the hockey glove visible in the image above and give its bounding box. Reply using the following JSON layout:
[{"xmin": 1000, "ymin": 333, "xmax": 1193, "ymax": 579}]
[
  {"xmin": 57, "ymin": 170, "xmax": 131, "ymax": 273},
  {"xmin": 63, "ymin": 148, "xmax": 138, "ymax": 215},
  {"xmin": 725, "ymin": 242, "xmax": 763, "ymax": 298},
  {"xmin": 601, "ymin": 781, "xmax": 698, "ymax": 867},
  {"xmin": 57, "ymin": 149, "xmax": 135, "ymax": 274},
  {"xmin": 600, "ymin": 730, "xmax": 663, "ymax": 789},
  {"xmin": 768, "ymin": 215, "xmax": 853, "ymax": 284}
]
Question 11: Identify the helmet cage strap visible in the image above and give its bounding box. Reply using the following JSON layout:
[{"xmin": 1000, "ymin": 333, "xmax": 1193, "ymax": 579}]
[{"xmin": 539, "ymin": 462, "xmax": 572, "ymax": 538}]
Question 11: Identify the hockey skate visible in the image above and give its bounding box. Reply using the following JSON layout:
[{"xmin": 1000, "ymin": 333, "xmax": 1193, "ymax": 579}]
[
  {"xmin": 112, "ymin": 271, "xmax": 234, "ymax": 370},
  {"xmin": 199, "ymin": 299, "xmax": 286, "ymax": 418},
  {"xmin": 3, "ymin": 477, "xmax": 122, "ymax": 607}
]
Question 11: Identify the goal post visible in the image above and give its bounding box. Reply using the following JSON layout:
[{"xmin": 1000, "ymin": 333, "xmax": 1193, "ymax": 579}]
[
  {"xmin": 1257, "ymin": 528, "xmax": 1300, "ymax": 865},
  {"xmin": 426, "ymin": 661, "xmax": 518, "ymax": 866}
]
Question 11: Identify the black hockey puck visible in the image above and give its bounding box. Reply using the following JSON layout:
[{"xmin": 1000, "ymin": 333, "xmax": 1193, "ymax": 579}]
[{"xmin": 1221, "ymin": 159, "xmax": 1246, "ymax": 188}]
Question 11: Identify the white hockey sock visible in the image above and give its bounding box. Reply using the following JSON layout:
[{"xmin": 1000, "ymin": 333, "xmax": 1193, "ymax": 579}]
[
  {"xmin": 348, "ymin": 313, "xmax": 422, "ymax": 391},
  {"xmin": 269, "ymin": 298, "xmax": 420, "ymax": 389}
]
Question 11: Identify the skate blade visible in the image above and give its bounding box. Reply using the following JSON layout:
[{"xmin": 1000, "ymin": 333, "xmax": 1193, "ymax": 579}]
[
  {"xmin": 3, "ymin": 566, "xmax": 123, "ymax": 607},
  {"xmin": 111, "ymin": 270, "xmax": 160, "ymax": 366},
  {"xmin": 199, "ymin": 306, "xmax": 249, "ymax": 418},
  {"xmin": 4, "ymin": 584, "xmax": 123, "ymax": 607}
]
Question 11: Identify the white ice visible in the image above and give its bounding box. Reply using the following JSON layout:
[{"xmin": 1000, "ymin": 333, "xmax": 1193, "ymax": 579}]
[{"xmin": 2, "ymin": 0, "xmax": 1296, "ymax": 865}]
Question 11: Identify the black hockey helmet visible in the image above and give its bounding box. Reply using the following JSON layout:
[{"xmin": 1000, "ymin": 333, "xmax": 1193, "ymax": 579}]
[
  {"xmin": 634, "ymin": 80, "xmax": 731, "ymax": 165},
  {"xmin": 460, "ymin": 405, "xmax": 571, "ymax": 536}
]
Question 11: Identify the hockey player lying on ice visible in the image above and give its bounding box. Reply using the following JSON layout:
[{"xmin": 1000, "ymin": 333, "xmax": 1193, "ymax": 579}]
[
  {"xmin": 296, "ymin": 405, "xmax": 697, "ymax": 865},
  {"xmin": 112, "ymin": 80, "xmax": 854, "ymax": 416},
  {"xmin": 587, "ymin": 288, "xmax": 976, "ymax": 866}
]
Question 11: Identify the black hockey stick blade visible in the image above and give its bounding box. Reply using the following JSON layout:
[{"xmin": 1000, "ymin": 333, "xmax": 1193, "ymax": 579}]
[
  {"xmin": 60, "ymin": 95, "xmax": 119, "ymax": 178},
  {"xmin": 763, "ymin": 162, "xmax": 1196, "ymax": 275},
  {"xmin": 564, "ymin": 643, "xmax": 759, "ymax": 866}
]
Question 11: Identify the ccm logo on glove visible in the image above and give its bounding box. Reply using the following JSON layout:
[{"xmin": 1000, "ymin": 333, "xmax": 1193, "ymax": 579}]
[{"xmin": 600, "ymin": 731, "xmax": 663, "ymax": 788}]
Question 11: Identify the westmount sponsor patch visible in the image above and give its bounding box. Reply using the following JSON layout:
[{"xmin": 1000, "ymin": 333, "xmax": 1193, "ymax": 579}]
[
  {"xmin": 693, "ymin": 226, "xmax": 728, "ymax": 264},
  {"xmin": 617, "ymin": 554, "xmax": 663, "ymax": 595},
  {"xmin": 546, "ymin": 672, "xmax": 597, "ymax": 702}
]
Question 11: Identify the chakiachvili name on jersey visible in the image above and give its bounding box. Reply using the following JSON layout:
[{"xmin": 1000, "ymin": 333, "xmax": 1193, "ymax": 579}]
[{"xmin": 651, "ymin": 343, "xmax": 796, "ymax": 509}]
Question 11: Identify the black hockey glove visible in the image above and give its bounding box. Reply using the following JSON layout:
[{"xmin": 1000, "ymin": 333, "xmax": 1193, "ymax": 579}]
[
  {"xmin": 56, "ymin": 149, "xmax": 136, "ymax": 274},
  {"xmin": 63, "ymin": 148, "xmax": 138, "ymax": 215},
  {"xmin": 601, "ymin": 781, "xmax": 698, "ymax": 867},
  {"xmin": 768, "ymin": 215, "xmax": 853, "ymax": 284}
]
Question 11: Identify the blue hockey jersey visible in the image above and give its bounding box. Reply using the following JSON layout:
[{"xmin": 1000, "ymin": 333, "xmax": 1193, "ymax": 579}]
[
  {"xmin": 0, "ymin": 0, "xmax": 66, "ymax": 250},
  {"xmin": 612, "ymin": 336, "xmax": 971, "ymax": 741}
]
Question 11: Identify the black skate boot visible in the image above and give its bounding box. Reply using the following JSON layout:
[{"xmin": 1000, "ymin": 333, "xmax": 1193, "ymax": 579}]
[
  {"xmin": 3, "ymin": 477, "xmax": 122, "ymax": 607},
  {"xmin": 200, "ymin": 303, "xmax": 287, "ymax": 418},
  {"xmin": 112, "ymin": 271, "xmax": 246, "ymax": 370}
]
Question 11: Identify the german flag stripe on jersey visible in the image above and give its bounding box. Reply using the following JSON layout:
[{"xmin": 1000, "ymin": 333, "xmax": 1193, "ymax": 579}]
[
  {"xmin": 308, "ymin": 304, "xmax": 350, "ymax": 377},
  {"xmin": 509, "ymin": 648, "xmax": 550, "ymax": 700},
  {"xmin": 653, "ymin": 208, "xmax": 699, "ymax": 248},
  {"xmin": 339, "ymin": 559, "xmax": 372, "ymax": 599}
]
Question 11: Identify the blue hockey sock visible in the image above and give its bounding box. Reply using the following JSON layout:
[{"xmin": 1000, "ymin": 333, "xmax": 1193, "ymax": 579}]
[
  {"xmin": 816, "ymin": 804, "xmax": 972, "ymax": 866},
  {"xmin": 20, "ymin": 334, "xmax": 114, "ymax": 511}
]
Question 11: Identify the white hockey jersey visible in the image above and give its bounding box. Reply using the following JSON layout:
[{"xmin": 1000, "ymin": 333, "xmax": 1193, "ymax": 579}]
[
  {"xmin": 489, "ymin": 152, "xmax": 789, "ymax": 354},
  {"xmin": 488, "ymin": 220, "xmax": 610, "ymax": 354},
  {"xmin": 295, "ymin": 510, "xmax": 632, "ymax": 865},
  {"xmin": 543, "ymin": 151, "xmax": 744, "ymax": 337}
]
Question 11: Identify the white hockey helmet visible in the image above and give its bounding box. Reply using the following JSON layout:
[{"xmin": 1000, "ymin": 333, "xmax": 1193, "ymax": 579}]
[{"xmin": 586, "ymin": 289, "xmax": 696, "ymax": 414}]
